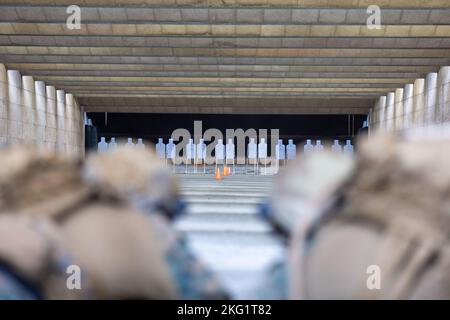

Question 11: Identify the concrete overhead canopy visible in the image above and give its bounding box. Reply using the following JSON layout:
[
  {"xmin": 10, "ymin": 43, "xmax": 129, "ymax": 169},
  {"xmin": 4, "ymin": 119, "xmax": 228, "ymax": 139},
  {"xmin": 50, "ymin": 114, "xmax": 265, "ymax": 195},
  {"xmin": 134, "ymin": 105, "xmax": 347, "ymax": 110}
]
[{"xmin": 1, "ymin": 0, "xmax": 449, "ymax": 114}]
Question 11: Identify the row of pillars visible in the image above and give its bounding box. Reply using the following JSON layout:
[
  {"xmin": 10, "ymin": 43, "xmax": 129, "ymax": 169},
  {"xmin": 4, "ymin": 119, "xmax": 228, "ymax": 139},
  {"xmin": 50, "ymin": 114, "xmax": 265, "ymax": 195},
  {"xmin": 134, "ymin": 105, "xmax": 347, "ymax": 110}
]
[
  {"xmin": 369, "ymin": 66, "xmax": 450, "ymax": 133},
  {"xmin": 0, "ymin": 63, "xmax": 84, "ymax": 156}
]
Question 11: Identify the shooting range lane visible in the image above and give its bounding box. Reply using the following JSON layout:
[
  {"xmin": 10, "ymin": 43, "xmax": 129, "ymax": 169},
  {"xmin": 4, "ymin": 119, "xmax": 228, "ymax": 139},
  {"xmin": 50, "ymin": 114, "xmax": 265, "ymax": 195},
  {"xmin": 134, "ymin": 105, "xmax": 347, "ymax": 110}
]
[{"xmin": 175, "ymin": 174, "xmax": 284, "ymax": 299}]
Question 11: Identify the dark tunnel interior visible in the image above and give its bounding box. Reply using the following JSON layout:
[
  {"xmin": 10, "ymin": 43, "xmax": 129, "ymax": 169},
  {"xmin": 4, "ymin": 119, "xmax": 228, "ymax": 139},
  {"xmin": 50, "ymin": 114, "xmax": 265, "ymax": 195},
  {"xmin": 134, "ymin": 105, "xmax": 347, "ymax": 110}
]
[{"xmin": 88, "ymin": 113, "xmax": 368, "ymax": 146}]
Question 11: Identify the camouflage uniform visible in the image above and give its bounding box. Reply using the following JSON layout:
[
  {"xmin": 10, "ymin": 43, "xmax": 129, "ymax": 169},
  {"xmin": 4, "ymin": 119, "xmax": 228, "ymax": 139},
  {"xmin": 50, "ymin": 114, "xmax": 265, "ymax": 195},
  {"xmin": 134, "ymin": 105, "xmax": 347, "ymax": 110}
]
[
  {"xmin": 0, "ymin": 146, "xmax": 228, "ymax": 300},
  {"xmin": 84, "ymin": 147, "xmax": 229, "ymax": 299},
  {"xmin": 260, "ymin": 134, "xmax": 450, "ymax": 299},
  {"xmin": 0, "ymin": 267, "xmax": 40, "ymax": 300}
]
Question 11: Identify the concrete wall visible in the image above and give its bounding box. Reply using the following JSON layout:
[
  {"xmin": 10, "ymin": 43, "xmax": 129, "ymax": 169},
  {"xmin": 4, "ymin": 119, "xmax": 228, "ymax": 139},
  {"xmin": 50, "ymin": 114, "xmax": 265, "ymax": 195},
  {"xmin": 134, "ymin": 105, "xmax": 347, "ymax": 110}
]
[
  {"xmin": 0, "ymin": 63, "xmax": 84, "ymax": 156},
  {"xmin": 370, "ymin": 66, "xmax": 450, "ymax": 133}
]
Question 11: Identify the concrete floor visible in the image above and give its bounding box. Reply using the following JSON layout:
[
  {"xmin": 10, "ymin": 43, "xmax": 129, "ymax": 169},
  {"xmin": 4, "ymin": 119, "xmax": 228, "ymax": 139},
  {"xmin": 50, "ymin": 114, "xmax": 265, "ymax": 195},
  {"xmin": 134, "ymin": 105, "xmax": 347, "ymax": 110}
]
[{"xmin": 174, "ymin": 170, "xmax": 285, "ymax": 299}]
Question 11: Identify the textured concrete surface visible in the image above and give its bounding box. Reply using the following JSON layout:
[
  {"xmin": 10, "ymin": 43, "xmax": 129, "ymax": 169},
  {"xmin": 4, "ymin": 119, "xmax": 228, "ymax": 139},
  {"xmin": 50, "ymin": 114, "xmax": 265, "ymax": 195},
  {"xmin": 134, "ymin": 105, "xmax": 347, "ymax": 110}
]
[
  {"xmin": 370, "ymin": 65, "xmax": 450, "ymax": 133},
  {"xmin": 1, "ymin": 1, "xmax": 449, "ymax": 114},
  {"xmin": 402, "ymin": 84, "xmax": 414, "ymax": 129},
  {"xmin": 0, "ymin": 63, "xmax": 83, "ymax": 154},
  {"xmin": 385, "ymin": 92, "xmax": 395, "ymax": 132},
  {"xmin": 174, "ymin": 173, "xmax": 284, "ymax": 299}
]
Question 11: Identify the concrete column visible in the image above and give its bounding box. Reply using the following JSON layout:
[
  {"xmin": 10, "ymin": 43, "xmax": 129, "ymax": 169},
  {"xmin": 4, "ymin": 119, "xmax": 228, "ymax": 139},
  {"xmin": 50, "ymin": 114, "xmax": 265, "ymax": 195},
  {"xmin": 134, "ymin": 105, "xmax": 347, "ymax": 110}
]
[
  {"xmin": 394, "ymin": 88, "xmax": 404, "ymax": 132},
  {"xmin": 424, "ymin": 73, "xmax": 438, "ymax": 126},
  {"xmin": 369, "ymin": 101, "xmax": 377, "ymax": 130},
  {"xmin": 35, "ymin": 81, "xmax": 47, "ymax": 149},
  {"xmin": 75, "ymin": 100, "xmax": 84, "ymax": 158},
  {"xmin": 403, "ymin": 84, "xmax": 414, "ymax": 130},
  {"xmin": 56, "ymin": 90, "xmax": 66, "ymax": 153},
  {"xmin": 0, "ymin": 64, "xmax": 7, "ymax": 147},
  {"xmin": 65, "ymin": 93, "xmax": 75, "ymax": 155},
  {"xmin": 412, "ymin": 78, "xmax": 425, "ymax": 127},
  {"xmin": 378, "ymin": 96, "xmax": 387, "ymax": 131},
  {"xmin": 385, "ymin": 92, "xmax": 395, "ymax": 132},
  {"xmin": 22, "ymin": 76, "xmax": 36, "ymax": 144},
  {"xmin": 368, "ymin": 108, "xmax": 373, "ymax": 135},
  {"xmin": 372, "ymin": 95, "xmax": 385, "ymax": 131},
  {"xmin": 1, "ymin": 64, "xmax": 82, "ymax": 153},
  {"xmin": 63, "ymin": 93, "xmax": 84, "ymax": 157},
  {"xmin": 436, "ymin": 66, "xmax": 450, "ymax": 124},
  {"xmin": 7, "ymin": 70, "xmax": 23, "ymax": 144},
  {"xmin": 46, "ymin": 85, "xmax": 57, "ymax": 151}
]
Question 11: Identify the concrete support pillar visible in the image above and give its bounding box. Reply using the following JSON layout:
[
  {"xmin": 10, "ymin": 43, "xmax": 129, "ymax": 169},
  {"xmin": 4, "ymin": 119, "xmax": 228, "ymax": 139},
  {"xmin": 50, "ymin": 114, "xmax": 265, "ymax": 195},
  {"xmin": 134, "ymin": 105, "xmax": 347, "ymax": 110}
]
[
  {"xmin": 436, "ymin": 66, "xmax": 450, "ymax": 124},
  {"xmin": 378, "ymin": 96, "xmax": 387, "ymax": 131},
  {"xmin": 385, "ymin": 92, "xmax": 395, "ymax": 132},
  {"xmin": 370, "ymin": 66, "xmax": 449, "ymax": 136},
  {"xmin": 369, "ymin": 100, "xmax": 377, "ymax": 130},
  {"xmin": 75, "ymin": 99, "xmax": 84, "ymax": 158},
  {"xmin": 368, "ymin": 108, "xmax": 375, "ymax": 131},
  {"xmin": 412, "ymin": 78, "xmax": 425, "ymax": 127},
  {"xmin": 394, "ymin": 88, "xmax": 404, "ymax": 132},
  {"xmin": 1, "ymin": 64, "xmax": 83, "ymax": 154},
  {"xmin": 403, "ymin": 84, "xmax": 414, "ymax": 130},
  {"xmin": 35, "ymin": 81, "xmax": 46, "ymax": 149},
  {"xmin": 56, "ymin": 90, "xmax": 66, "ymax": 153},
  {"xmin": 373, "ymin": 95, "xmax": 386, "ymax": 131},
  {"xmin": 65, "ymin": 93, "xmax": 76, "ymax": 155},
  {"xmin": 46, "ymin": 85, "xmax": 57, "ymax": 151},
  {"xmin": 7, "ymin": 70, "xmax": 23, "ymax": 144},
  {"xmin": 0, "ymin": 64, "xmax": 7, "ymax": 147},
  {"xmin": 424, "ymin": 73, "xmax": 438, "ymax": 126},
  {"xmin": 368, "ymin": 108, "xmax": 373, "ymax": 135},
  {"xmin": 22, "ymin": 76, "xmax": 36, "ymax": 143}
]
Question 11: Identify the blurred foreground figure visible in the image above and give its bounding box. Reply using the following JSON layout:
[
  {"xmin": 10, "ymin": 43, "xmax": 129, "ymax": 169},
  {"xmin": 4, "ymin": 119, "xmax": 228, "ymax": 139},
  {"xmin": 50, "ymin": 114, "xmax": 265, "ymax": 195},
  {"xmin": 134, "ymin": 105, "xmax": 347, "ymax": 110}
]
[
  {"xmin": 0, "ymin": 147, "xmax": 228, "ymax": 300},
  {"xmin": 260, "ymin": 134, "xmax": 450, "ymax": 299}
]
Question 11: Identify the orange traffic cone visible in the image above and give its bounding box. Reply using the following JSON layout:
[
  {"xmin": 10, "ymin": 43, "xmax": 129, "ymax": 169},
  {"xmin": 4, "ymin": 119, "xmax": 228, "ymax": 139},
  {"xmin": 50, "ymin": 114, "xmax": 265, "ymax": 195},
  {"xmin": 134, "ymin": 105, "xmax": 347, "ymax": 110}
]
[
  {"xmin": 215, "ymin": 167, "xmax": 222, "ymax": 181},
  {"xmin": 223, "ymin": 166, "xmax": 229, "ymax": 176}
]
